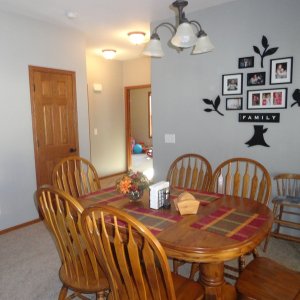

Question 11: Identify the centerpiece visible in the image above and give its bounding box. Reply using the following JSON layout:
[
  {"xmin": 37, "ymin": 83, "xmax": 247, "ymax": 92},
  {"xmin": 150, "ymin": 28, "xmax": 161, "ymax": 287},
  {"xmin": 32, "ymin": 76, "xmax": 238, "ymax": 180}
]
[{"xmin": 116, "ymin": 171, "xmax": 150, "ymax": 201}]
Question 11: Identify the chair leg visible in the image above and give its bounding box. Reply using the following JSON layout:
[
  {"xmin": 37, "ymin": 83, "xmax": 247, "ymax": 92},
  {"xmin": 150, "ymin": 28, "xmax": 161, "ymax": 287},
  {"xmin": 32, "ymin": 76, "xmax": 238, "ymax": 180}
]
[
  {"xmin": 238, "ymin": 255, "xmax": 246, "ymax": 274},
  {"xmin": 189, "ymin": 263, "xmax": 199, "ymax": 281},
  {"xmin": 173, "ymin": 259, "xmax": 181, "ymax": 275},
  {"xmin": 58, "ymin": 285, "xmax": 68, "ymax": 300},
  {"xmin": 96, "ymin": 291, "xmax": 107, "ymax": 300}
]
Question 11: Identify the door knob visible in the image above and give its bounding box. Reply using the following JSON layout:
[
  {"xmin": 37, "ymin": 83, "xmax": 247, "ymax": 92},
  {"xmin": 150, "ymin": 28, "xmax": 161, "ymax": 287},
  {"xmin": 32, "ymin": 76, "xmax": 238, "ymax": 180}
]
[{"xmin": 69, "ymin": 148, "xmax": 77, "ymax": 153}]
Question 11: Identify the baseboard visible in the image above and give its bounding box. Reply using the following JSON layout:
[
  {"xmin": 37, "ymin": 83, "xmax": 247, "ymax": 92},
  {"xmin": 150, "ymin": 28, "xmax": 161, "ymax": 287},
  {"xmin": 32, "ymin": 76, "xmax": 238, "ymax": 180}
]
[
  {"xmin": 99, "ymin": 171, "xmax": 126, "ymax": 180},
  {"xmin": 0, "ymin": 218, "xmax": 41, "ymax": 235}
]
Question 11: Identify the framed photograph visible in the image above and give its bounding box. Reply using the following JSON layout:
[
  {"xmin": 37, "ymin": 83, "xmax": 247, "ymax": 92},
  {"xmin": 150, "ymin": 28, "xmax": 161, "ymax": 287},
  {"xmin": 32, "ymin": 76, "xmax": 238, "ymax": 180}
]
[
  {"xmin": 247, "ymin": 72, "xmax": 266, "ymax": 86},
  {"xmin": 226, "ymin": 97, "xmax": 243, "ymax": 110},
  {"xmin": 238, "ymin": 56, "xmax": 254, "ymax": 69},
  {"xmin": 270, "ymin": 57, "xmax": 293, "ymax": 84},
  {"xmin": 222, "ymin": 73, "xmax": 243, "ymax": 95},
  {"xmin": 247, "ymin": 88, "xmax": 287, "ymax": 110}
]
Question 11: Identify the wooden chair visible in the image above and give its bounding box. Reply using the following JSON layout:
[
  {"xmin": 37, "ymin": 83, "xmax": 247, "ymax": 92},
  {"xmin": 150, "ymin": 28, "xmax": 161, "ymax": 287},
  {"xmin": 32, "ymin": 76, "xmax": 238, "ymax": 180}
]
[
  {"xmin": 167, "ymin": 153, "xmax": 212, "ymax": 278},
  {"xmin": 264, "ymin": 173, "xmax": 300, "ymax": 252},
  {"xmin": 52, "ymin": 156, "xmax": 101, "ymax": 198},
  {"xmin": 167, "ymin": 153, "xmax": 212, "ymax": 191},
  {"xmin": 81, "ymin": 205, "xmax": 204, "ymax": 300},
  {"xmin": 208, "ymin": 157, "xmax": 272, "ymax": 281},
  {"xmin": 36, "ymin": 186, "xmax": 109, "ymax": 300},
  {"xmin": 236, "ymin": 257, "xmax": 300, "ymax": 300}
]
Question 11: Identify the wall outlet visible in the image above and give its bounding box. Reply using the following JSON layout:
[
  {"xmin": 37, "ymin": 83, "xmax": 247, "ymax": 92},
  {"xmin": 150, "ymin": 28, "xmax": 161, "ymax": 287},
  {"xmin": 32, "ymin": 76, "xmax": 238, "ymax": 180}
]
[{"xmin": 165, "ymin": 134, "xmax": 175, "ymax": 143}]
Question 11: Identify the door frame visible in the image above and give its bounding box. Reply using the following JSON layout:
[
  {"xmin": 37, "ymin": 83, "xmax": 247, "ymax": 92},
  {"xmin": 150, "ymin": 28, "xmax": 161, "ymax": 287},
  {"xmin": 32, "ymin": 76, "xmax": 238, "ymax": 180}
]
[
  {"xmin": 124, "ymin": 84, "xmax": 151, "ymax": 170},
  {"xmin": 29, "ymin": 65, "xmax": 79, "ymax": 187}
]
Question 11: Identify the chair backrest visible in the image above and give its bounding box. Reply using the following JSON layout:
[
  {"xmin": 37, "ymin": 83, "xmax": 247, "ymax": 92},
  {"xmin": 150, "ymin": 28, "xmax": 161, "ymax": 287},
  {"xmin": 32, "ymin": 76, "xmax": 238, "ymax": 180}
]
[
  {"xmin": 52, "ymin": 156, "xmax": 101, "ymax": 198},
  {"xmin": 81, "ymin": 205, "xmax": 177, "ymax": 300},
  {"xmin": 36, "ymin": 185, "xmax": 102, "ymax": 286},
  {"xmin": 166, "ymin": 153, "xmax": 212, "ymax": 191},
  {"xmin": 274, "ymin": 173, "xmax": 300, "ymax": 197},
  {"xmin": 211, "ymin": 157, "xmax": 271, "ymax": 205}
]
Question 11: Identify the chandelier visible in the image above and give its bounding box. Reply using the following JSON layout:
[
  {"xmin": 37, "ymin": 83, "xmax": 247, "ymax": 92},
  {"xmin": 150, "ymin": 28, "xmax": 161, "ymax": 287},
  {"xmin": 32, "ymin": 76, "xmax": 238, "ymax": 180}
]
[{"xmin": 143, "ymin": 0, "xmax": 214, "ymax": 57}]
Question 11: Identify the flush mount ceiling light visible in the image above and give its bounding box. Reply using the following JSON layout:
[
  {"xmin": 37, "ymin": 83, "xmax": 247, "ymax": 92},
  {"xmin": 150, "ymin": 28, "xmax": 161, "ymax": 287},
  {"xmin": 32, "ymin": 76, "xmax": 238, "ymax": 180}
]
[
  {"xmin": 128, "ymin": 31, "xmax": 146, "ymax": 45},
  {"xmin": 102, "ymin": 49, "xmax": 117, "ymax": 60},
  {"xmin": 143, "ymin": 0, "xmax": 214, "ymax": 57}
]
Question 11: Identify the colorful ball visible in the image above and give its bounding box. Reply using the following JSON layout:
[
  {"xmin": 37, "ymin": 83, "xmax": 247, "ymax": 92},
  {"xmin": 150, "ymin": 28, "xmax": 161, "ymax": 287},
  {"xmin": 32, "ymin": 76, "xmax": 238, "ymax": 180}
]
[{"xmin": 133, "ymin": 144, "xmax": 143, "ymax": 154}]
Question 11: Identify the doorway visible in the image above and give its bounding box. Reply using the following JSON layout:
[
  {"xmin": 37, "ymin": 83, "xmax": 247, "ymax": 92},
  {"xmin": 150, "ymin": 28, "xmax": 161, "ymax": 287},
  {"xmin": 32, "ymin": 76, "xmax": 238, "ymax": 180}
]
[
  {"xmin": 29, "ymin": 66, "xmax": 79, "ymax": 187},
  {"xmin": 125, "ymin": 84, "xmax": 153, "ymax": 179}
]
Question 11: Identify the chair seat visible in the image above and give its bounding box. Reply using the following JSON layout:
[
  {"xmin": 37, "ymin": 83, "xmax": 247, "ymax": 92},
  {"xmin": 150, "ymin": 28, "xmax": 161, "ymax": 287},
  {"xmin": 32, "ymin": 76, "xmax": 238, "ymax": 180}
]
[
  {"xmin": 273, "ymin": 195, "xmax": 300, "ymax": 206},
  {"xmin": 236, "ymin": 257, "xmax": 300, "ymax": 300}
]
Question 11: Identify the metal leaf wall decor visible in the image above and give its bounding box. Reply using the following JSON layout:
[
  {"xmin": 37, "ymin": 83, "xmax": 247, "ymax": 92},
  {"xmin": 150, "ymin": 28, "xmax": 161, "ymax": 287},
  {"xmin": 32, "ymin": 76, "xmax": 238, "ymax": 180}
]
[
  {"xmin": 291, "ymin": 89, "xmax": 300, "ymax": 107},
  {"xmin": 203, "ymin": 96, "xmax": 224, "ymax": 116},
  {"xmin": 253, "ymin": 35, "xmax": 278, "ymax": 68}
]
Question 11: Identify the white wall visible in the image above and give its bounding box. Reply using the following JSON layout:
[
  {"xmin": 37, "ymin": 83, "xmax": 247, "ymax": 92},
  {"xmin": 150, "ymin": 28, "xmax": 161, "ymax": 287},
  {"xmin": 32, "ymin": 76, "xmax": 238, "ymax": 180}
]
[
  {"xmin": 86, "ymin": 54, "xmax": 126, "ymax": 176},
  {"xmin": 0, "ymin": 12, "xmax": 90, "ymax": 230},
  {"xmin": 152, "ymin": 0, "xmax": 300, "ymax": 191}
]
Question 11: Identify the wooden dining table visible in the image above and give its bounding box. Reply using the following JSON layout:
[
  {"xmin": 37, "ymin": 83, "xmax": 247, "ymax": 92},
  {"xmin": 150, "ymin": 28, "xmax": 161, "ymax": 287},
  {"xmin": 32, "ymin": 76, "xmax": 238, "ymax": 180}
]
[{"xmin": 80, "ymin": 186, "xmax": 273, "ymax": 300}]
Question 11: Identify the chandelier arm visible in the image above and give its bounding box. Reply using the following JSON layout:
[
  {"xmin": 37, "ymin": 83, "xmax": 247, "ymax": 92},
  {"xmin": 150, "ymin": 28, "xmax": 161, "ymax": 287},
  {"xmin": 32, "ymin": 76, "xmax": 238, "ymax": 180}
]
[
  {"xmin": 153, "ymin": 22, "xmax": 177, "ymax": 35},
  {"xmin": 190, "ymin": 20, "xmax": 207, "ymax": 37}
]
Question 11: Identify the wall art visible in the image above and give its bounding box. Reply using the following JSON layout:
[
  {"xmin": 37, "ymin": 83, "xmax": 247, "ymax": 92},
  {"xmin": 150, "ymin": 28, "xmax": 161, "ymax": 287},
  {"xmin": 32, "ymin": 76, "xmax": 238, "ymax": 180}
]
[
  {"xmin": 239, "ymin": 113, "xmax": 280, "ymax": 123},
  {"xmin": 245, "ymin": 125, "xmax": 270, "ymax": 147},
  {"xmin": 222, "ymin": 73, "xmax": 243, "ymax": 95},
  {"xmin": 253, "ymin": 35, "xmax": 278, "ymax": 68},
  {"xmin": 203, "ymin": 96, "xmax": 224, "ymax": 116},
  {"xmin": 270, "ymin": 57, "xmax": 293, "ymax": 85},
  {"xmin": 247, "ymin": 72, "xmax": 265, "ymax": 86},
  {"xmin": 226, "ymin": 98, "xmax": 243, "ymax": 110},
  {"xmin": 291, "ymin": 89, "xmax": 300, "ymax": 107},
  {"xmin": 247, "ymin": 88, "xmax": 287, "ymax": 110},
  {"xmin": 238, "ymin": 56, "xmax": 254, "ymax": 69}
]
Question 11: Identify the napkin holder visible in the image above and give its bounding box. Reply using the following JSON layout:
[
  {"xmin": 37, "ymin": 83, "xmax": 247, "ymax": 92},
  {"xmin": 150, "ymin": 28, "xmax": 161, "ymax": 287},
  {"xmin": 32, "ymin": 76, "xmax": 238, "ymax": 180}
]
[
  {"xmin": 174, "ymin": 192, "xmax": 200, "ymax": 215},
  {"xmin": 149, "ymin": 181, "xmax": 170, "ymax": 210}
]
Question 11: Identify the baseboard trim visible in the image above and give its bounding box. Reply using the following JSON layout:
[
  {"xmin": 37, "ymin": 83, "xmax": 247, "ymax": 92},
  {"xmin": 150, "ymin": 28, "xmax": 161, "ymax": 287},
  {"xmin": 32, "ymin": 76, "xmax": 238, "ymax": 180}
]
[
  {"xmin": 99, "ymin": 171, "xmax": 126, "ymax": 180},
  {"xmin": 0, "ymin": 218, "xmax": 41, "ymax": 235}
]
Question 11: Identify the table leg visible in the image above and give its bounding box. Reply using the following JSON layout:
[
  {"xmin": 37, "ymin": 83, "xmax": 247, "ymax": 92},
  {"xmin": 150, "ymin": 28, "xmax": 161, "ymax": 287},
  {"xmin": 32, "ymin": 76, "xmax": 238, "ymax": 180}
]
[{"xmin": 199, "ymin": 262, "xmax": 237, "ymax": 300}]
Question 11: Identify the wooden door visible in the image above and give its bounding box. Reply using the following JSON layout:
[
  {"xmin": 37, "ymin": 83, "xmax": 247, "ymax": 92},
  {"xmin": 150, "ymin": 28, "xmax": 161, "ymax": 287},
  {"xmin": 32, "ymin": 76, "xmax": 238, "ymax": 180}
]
[{"xmin": 29, "ymin": 66, "xmax": 79, "ymax": 187}]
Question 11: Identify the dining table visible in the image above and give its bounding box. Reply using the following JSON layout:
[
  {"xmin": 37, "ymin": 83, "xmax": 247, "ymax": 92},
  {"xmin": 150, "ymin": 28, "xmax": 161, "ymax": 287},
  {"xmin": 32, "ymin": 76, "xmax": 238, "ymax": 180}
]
[{"xmin": 80, "ymin": 186, "xmax": 273, "ymax": 300}]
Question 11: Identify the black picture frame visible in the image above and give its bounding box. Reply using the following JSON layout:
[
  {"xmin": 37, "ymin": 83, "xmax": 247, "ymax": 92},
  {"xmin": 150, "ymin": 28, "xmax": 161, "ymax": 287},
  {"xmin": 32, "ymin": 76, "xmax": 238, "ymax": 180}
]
[
  {"xmin": 222, "ymin": 73, "xmax": 243, "ymax": 95},
  {"xmin": 226, "ymin": 97, "xmax": 243, "ymax": 110},
  {"xmin": 247, "ymin": 88, "xmax": 287, "ymax": 110},
  {"xmin": 270, "ymin": 57, "xmax": 293, "ymax": 85},
  {"xmin": 238, "ymin": 56, "xmax": 254, "ymax": 69},
  {"xmin": 247, "ymin": 72, "xmax": 266, "ymax": 86}
]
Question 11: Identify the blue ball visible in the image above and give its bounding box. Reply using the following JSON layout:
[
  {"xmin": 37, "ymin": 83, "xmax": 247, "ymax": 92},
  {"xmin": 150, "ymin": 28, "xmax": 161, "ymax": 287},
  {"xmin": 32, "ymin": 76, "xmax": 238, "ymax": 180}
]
[{"xmin": 133, "ymin": 144, "xmax": 143, "ymax": 154}]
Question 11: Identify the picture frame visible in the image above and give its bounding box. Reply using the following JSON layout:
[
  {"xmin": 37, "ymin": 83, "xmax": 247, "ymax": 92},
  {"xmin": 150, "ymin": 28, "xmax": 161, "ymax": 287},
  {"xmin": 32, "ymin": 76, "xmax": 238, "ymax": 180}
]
[
  {"xmin": 226, "ymin": 97, "xmax": 243, "ymax": 110},
  {"xmin": 247, "ymin": 88, "xmax": 287, "ymax": 110},
  {"xmin": 270, "ymin": 57, "xmax": 293, "ymax": 84},
  {"xmin": 238, "ymin": 56, "xmax": 254, "ymax": 69},
  {"xmin": 222, "ymin": 73, "xmax": 243, "ymax": 95},
  {"xmin": 247, "ymin": 72, "xmax": 266, "ymax": 86}
]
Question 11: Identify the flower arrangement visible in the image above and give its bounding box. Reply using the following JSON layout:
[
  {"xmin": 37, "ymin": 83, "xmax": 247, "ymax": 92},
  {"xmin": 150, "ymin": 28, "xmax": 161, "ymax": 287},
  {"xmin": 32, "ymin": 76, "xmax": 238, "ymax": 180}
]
[{"xmin": 116, "ymin": 171, "xmax": 149, "ymax": 199}]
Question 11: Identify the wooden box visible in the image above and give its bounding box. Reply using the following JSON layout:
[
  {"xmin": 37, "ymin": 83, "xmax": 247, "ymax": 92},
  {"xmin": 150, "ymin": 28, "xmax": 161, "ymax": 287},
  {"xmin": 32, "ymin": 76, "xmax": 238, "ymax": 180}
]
[{"xmin": 174, "ymin": 192, "xmax": 200, "ymax": 215}]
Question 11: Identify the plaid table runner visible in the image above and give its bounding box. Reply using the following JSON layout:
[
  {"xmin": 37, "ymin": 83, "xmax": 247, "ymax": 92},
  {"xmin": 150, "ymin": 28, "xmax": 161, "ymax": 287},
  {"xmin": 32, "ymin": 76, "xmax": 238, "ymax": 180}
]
[
  {"xmin": 191, "ymin": 206, "xmax": 268, "ymax": 242},
  {"xmin": 122, "ymin": 204, "xmax": 183, "ymax": 235},
  {"xmin": 170, "ymin": 187, "xmax": 222, "ymax": 206},
  {"xmin": 81, "ymin": 186, "xmax": 125, "ymax": 204}
]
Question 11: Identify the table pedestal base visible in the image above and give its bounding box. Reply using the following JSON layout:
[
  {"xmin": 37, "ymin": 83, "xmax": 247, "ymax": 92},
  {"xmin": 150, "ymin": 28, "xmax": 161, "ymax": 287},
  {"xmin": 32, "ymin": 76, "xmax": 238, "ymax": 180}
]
[{"xmin": 200, "ymin": 262, "xmax": 237, "ymax": 300}]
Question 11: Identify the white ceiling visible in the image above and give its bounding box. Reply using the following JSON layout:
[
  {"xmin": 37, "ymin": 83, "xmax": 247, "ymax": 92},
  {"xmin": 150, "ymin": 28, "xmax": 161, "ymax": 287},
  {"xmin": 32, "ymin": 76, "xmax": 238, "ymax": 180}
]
[{"xmin": 0, "ymin": 0, "xmax": 236, "ymax": 60}]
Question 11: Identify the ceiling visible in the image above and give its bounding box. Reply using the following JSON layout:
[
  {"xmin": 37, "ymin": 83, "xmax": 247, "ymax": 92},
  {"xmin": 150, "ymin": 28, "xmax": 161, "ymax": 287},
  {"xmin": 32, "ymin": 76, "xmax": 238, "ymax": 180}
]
[{"xmin": 0, "ymin": 0, "xmax": 236, "ymax": 61}]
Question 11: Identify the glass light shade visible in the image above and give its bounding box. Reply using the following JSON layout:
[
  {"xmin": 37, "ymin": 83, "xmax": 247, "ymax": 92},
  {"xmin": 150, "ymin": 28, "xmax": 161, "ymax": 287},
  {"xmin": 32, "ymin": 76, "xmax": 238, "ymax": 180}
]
[
  {"xmin": 142, "ymin": 39, "xmax": 164, "ymax": 57},
  {"xmin": 128, "ymin": 32, "xmax": 145, "ymax": 45},
  {"xmin": 102, "ymin": 49, "xmax": 117, "ymax": 60},
  {"xmin": 171, "ymin": 22, "xmax": 197, "ymax": 48},
  {"xmin": 192, "ymin": 35, "xmax": 214, "ymax": 54}
]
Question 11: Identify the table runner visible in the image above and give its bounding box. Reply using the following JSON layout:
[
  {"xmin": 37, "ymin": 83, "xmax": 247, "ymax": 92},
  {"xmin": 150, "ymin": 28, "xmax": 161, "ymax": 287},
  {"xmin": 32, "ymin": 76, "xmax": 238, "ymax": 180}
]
[
  {"xmin": 122, "ymin": 204, "xmax": 183, "ymax": 235},
  {"xmin": 191, "ymin": 206, "xmax": 267, "ymax": 241},
  {"xmin": 170, "ymin": 187, "xmax": 222, "ymax": 206}
]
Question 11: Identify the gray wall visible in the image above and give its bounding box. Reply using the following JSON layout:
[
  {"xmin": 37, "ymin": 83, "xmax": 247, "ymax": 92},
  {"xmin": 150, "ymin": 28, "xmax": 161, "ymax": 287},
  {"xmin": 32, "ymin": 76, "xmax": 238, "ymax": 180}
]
[
  {"xmin": 152, "ymin": 0, "xmax": 300, "ymax": 191},
  {"xmin": 0, "ymin": 11, "xmax": 90, "ymax": 230}
]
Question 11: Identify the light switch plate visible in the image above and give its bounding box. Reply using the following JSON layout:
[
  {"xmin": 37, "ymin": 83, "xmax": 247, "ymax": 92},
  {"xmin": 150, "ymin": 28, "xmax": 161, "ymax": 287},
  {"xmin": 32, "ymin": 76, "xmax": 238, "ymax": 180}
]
[{"xmin": 165, "ymin": 134, "xmax": 175, "ymax": 143}]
